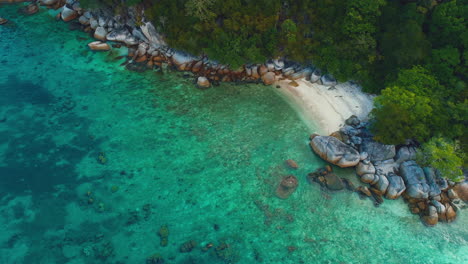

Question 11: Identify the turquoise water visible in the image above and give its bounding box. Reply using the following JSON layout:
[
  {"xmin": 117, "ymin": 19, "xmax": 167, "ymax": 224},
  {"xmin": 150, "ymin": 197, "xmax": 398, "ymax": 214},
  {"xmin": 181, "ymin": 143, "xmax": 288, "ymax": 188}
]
[{"xmin": 0, "ymin": 5, "xmax": 467, "ymax": 264}]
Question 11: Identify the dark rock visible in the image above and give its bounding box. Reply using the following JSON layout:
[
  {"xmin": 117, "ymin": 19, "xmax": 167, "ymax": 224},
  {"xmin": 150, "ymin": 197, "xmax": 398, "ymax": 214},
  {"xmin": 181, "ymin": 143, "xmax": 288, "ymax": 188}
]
[
  {"xmin": 324, "ymin": 173, "xmax": 344, "ymax": 191},
  {"xmin": 276, "ymin": 175, "xmax": 298, "ymax": 199},
  {"xmin": 0, "ymin": 18, "xmax": 8, "ymax": 25},
  {"xmin": 400, "ymin": 161, "xmax": 430, "ymax": 199},
  {"xmin": 341, "ymin": 178, "xmax": 356, "ymax": 191},
  {"xmin": 180, "ymin": 240, "xmax": 197, "ymax": 253},
  {"xmin": 345, "ymin": 115, "xmax": 360, "ymax": 127},
  {"xmin": 146, "ymin": 253, "xmax": 164, "ymax": 264},
  {"xmin": 360, "ymin": 140, "xmax": 396, "ymax": 162},
  {"xmin": 394, "ymin": 146, "xmax": 417, "ymax": 164}
]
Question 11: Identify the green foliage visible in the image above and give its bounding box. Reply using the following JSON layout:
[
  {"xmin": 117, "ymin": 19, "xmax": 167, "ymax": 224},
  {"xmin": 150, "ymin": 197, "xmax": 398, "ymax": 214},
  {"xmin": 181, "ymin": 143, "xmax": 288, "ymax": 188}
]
[
  {"xmin": 416, "ymin": 137, "xmax": 464, "ymax": 182},
  {"xmin": 77, "ymin": 0, "xmax": 467, "ymax": 167},
  {"xmin": 371, "ymin": 85, "xmax": 432, "ymax": 144}
]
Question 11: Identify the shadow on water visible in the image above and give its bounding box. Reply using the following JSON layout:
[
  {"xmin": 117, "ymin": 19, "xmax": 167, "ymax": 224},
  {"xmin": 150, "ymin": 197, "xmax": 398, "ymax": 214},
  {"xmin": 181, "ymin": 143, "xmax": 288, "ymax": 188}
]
[{"xmin": 0, "ymin": 75, "xmax": 54, "ymax": 105}]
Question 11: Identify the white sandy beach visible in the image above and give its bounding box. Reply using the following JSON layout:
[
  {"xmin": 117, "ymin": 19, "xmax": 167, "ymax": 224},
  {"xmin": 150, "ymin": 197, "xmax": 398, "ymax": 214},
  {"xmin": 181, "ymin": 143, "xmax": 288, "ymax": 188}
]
[{"xmin": 275, "ymin": 79, "xmax": 375, "ymax": 135}]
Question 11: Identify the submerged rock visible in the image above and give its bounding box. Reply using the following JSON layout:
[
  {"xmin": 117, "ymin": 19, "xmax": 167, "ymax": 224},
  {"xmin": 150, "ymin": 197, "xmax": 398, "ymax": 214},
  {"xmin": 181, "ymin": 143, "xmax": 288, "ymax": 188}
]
[
  {"xmin": 276, "ymin": 175, "xmax": 298, "ymax": 199},
  {"xmin": 310, "ymin": 135, "xmax": 360, "ymax": 168},
  {"xmin": 180, "ymin": 240, "xmax": 197, "ymax": 253},
  {"xmin": 324, "ymin": 173, "xmax": 344, "ymax": 191},
  {"xmin": 285, "ymin": 159, "xmax": 299, "ymax": 169},
  {"xmin": 88, "ymin": 41, "xmax": 110, "ymax": 51},
  {"xmin": 0, "ymin": 18, "xmax": 8, "ymax": 25}
]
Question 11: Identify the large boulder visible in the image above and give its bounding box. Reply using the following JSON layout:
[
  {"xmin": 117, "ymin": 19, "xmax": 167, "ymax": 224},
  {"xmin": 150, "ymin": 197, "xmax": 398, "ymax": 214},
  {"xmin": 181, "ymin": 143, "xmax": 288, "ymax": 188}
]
[
  {"xmin": 310, "ymin": 135, "xmax": 360, "ymax": 168},
  {"xmin": 394, "ymin": 146, "xmax": 417, "ymax": 164},
  {"xmin": 261, "ymin": 72, "xmax": 276, "ymax": 85},
  {"xmin": 385, "ymin": 173, "xmax": 406, "ymax": 199},
  {"xmin": 140, "ymin": 22, "xmax": 165, "ymax": 46},
  {"xmin": 356, "ymin": 162, "xmax": 375, "ymax": 176},
  {"xmin": 360, "ymin": 173, "xmax": 376, "ymax": 184},
  {"xmin": 94, "ymin": 27, "xmax": 107, "ymax": 41},
  {"xmin": 423, "ymin": 167, "xmax": 442, "ymax": 197},
  {"xmin": 61, "ymin": 6, "xmax": 78, "ymax": 22},
  {"xmin": 360, "ymin": 141, "xmax": 396, "ymax": 162},
  {"xmin": 88, "ymin": 41, "xmax": 110, "ymax": 51},
  {"xmin": 373, "ymin": 174, "xmax": 389, "ymax": 195},
  {"xmin": 400, "ymin": 161, "xmax": 430, "ymax": 199},
  {"xmin": 106, "ymin": 29, "xmax": 129, "ymax": 42}
]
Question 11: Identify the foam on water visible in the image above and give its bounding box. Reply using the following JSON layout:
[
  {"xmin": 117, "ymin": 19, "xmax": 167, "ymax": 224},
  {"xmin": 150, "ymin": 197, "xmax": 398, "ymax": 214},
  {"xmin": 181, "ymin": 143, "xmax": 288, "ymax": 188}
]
[{"xmin": 0, "ymin": 5, "xmax": 467, "ymax": 264}]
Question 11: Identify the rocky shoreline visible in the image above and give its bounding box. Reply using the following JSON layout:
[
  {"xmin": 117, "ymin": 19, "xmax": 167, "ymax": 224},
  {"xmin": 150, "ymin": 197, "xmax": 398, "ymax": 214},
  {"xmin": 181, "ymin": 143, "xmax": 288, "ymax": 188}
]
[
  {"xmin": 5, "ymin": 0, "xmax": 338, "ymax": 90},
  {"xmin": 309, "ymin": 115, "xmax": 467, "ymax": 226},
  {"xmin": 3, "ymin": 0, "xmax": 466, "ymax": 227}
]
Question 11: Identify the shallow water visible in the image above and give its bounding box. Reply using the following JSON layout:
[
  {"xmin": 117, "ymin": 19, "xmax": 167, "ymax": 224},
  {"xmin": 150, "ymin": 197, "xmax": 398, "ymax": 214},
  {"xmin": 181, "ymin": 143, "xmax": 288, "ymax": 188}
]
[{"xmin": 0, "ymin": 5, "xmax": 467, "ymax": 264}]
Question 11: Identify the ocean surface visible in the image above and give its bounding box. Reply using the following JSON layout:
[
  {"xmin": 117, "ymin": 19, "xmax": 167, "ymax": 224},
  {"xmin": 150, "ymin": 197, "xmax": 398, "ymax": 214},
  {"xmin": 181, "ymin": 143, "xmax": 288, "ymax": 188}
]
[{"xmin": 0, "ymin": 5, "xmax": 467, "ymax": 264}]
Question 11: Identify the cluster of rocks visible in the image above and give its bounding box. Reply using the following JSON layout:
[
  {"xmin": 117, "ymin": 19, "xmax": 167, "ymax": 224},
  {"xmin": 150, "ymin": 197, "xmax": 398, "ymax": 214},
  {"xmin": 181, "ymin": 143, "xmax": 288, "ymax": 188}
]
[
  {"xmin": 310, "ymin": 115, "xmax": 467, "ymax": 226},
  {"xmin": 39, "ymin": 0, "xmax": 338, "ymax": 89}
]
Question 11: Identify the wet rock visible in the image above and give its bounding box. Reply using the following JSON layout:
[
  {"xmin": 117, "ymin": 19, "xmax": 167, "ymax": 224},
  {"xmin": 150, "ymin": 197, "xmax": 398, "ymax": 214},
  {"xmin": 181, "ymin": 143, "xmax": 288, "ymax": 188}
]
[
  {"xmin": 61, "ymin": 6, "xmax": 78, "ymax": 22},
  {"xmin": 422, "ymin": 205, "xmax": 438, "ymax": 226},
  {"xmin": 341, "ymin": 178, "xmax": 356, "ymax": 191},
  {"xmin": 276, "ymin": 175, "xmax": 298, "ymax": 199},
  {"xmin": 431, "ymin": 200, "xmax": 446, "ymax": 214},
  {"xmin": 360, "ymin": 173, "xmax": 376, "ymax": 184},
  {"xmin": 400, "ymin": 161, "xmax": 430, "ymax": 199},
  {"xmin": 261, "ymin": 72, "xmax": 275, "ymax": 85},
  {"xmin": 373, "ymin": 174, "xmax": 389, "ymax": 195},
  {"xmin": 324, "ymin": 173, "xmax": 344, "ymax": 191},
  {"xmin": 385, "ymin": 173, "xmax": 406, "ymax": 199},
  {"xmin": 360, "ymin": 141, "xmax": 396, "ymax": 162},
  {"xmin": 356, "ymin": 162, "xmax": 375, "ymax": 176},
  {"xmin": 357, "ymin": 186, "xmax": 372, "ymax": 197},
  {"xmin": 445, "ymin": 204, "xmax": 457, "ymax": 222},
  {"xmin": 197, "ymin": 76, "xmax": 211, "ymax": 88},
  {"xmin": 94, "ymin": 26, "xmax": 107, "ymax": 41},
  {"xmin": 179, "ymin": 240, "xmax": 197, "ymax": 253},
  {"xmin": 88, "ymin": 41, "xmax": 110, "ymax": 51},
  {"xmin": 285, "ymin": 159, "xmax": 299, "ymax": 169}
]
